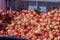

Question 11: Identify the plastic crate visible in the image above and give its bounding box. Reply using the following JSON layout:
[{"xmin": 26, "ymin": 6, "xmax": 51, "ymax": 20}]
[{"xmin": 0, "ymin": 36, "xmax": 28, "ymax": 40}]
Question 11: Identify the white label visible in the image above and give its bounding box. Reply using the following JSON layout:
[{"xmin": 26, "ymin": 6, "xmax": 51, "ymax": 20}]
[
  {"xmin": 39, "ymin": 6, "xmax": 47, "ymax": 12},
  {"xmin": 28, "ymin": 6, "xmax": 37, "ymax": 10}
]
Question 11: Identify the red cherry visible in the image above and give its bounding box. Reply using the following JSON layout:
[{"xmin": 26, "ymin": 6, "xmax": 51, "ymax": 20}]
[{"xmin": 44, "ymin": 32, "xmax": 49, "ymax": 38}]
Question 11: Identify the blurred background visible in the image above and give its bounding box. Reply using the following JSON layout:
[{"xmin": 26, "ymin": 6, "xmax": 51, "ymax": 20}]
[{"xmin": 0, "ymin": 0, "xmax": 60, "ymax": 12}]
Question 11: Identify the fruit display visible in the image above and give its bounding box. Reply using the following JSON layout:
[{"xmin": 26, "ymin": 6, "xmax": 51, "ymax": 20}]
[{"xmin": 0, "ymin": 9, "xmax": 60, "ymax": 40}]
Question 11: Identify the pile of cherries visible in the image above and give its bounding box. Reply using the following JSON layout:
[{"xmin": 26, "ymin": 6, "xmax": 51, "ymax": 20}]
[{"xmin": 0, "ymin": 9, "xmax": 60, "ymax": 40}]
